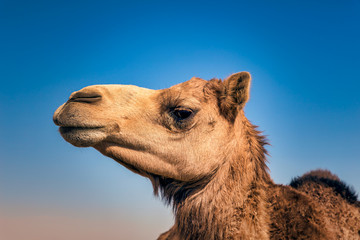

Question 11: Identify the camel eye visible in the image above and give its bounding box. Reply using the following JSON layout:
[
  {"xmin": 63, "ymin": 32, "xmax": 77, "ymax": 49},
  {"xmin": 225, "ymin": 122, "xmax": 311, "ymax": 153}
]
[
  {"xmin": 171, "ymin": 108, "xmax": 193, "ymax": 121},
  {"xmin": 164, "ymin": 107, "xmax": 197, "ymax": 131}
]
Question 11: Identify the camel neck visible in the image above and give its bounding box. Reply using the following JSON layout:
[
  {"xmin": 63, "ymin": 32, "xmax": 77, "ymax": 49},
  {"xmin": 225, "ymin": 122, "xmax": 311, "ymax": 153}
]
[
  {"xmin": 172, "ymin": 129, "xmax": 272, "ymax": 239},
  {"xmin": 157, "ymin": 117, "xmax": 272, "ymax": 239}
]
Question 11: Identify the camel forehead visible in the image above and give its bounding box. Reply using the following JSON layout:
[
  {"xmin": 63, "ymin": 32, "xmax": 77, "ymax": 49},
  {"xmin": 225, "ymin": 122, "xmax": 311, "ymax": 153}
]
[
  {"xmin": 166, "ymin": 77, "xmax": 208, "ymax": 98},
  {"xmin": 157, "ymin": 77, "xmax": 211, "ymax": 107},
  {"xmin": 171, "ymin": 77, "xmax": 207, "ymax": 91}
]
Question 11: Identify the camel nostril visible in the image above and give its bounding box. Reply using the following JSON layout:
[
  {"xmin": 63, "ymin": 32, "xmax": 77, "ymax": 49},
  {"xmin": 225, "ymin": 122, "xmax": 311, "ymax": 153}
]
[
  {"xmin": 69, "ymin": 96, "xmax": 102, "ymax": 103},
  {"xmin": 69, "ymin": 91, "xmax": 102, "ymax": 103}
]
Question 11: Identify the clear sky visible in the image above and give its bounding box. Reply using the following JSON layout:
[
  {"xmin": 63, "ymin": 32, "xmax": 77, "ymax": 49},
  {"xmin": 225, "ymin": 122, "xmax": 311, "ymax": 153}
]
[{"xmin": 1, "ymin": 1, "xmax": 359, "ymax": 239}]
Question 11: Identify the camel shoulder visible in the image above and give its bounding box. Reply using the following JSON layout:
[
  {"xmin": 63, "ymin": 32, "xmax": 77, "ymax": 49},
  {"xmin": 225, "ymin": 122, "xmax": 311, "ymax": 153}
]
[
  {"xmin": 288, "ymin": 169, "xmax": 360, "ymax": 238},
  {"xmin": 268, "ymin": 184, "xmax": 334, "ymax": 240}
]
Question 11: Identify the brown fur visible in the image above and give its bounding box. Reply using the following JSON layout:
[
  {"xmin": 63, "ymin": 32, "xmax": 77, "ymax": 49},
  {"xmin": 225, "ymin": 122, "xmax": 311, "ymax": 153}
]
[{"xmin": 54, "ymin": 72, "xmax": 360, "ymax": 239}]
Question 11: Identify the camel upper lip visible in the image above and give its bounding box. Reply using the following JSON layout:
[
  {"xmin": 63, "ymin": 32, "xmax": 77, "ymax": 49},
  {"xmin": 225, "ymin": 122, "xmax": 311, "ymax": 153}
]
[{"xmin": 53, "ymin": 115, "xmax": 104, "ymax": 128}]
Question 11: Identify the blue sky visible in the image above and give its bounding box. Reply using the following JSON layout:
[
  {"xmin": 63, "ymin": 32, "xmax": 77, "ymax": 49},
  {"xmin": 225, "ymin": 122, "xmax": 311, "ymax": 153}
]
[{"xmin": 1, "ymin": 1, "xmax": 359, "ymax": 239}]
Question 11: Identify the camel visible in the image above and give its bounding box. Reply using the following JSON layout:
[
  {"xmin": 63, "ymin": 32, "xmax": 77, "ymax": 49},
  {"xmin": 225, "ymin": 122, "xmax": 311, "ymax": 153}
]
[{"xmin": 53, "ymin": 72, "xmax": 360, "ymax": 239}]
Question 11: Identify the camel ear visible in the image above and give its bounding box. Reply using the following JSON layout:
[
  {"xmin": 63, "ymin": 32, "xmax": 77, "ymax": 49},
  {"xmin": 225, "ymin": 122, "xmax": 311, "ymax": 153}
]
[{"xmin": 219, "ymin": 72, "xmax": 251, "ymax": 121}]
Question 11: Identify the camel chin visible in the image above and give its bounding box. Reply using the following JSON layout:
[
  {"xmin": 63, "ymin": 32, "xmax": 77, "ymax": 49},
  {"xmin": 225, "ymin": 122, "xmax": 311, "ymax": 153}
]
[{"xmin": 59, "ymin": 126, "xmax": 107, "ymax": 147}]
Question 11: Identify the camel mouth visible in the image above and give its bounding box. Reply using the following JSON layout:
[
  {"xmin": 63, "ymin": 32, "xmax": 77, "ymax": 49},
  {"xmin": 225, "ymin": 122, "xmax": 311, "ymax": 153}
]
[
  {"xmin": 59, "ymin": 126, "xmax": 108, "ymax": 147},
  {"xmin": 59, "ymin": 126, "xmax": 104, "ymax": 132}
]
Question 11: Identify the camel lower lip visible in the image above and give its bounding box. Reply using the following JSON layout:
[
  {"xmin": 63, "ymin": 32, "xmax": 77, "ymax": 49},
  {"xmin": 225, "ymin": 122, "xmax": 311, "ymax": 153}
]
[
  {"xmin": 59, "ymin": 126, "xmax": 107, "ymax": 147},
  {"xmin": 59, "ymin": 126, "xmax": 104, "ymax": 134}
]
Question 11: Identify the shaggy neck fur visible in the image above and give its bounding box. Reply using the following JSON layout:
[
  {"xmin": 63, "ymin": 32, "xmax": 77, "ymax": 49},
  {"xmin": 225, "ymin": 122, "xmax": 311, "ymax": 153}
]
[{"xmin": 152, "ymin": 113, "xmax": 272, "ymax": 240}]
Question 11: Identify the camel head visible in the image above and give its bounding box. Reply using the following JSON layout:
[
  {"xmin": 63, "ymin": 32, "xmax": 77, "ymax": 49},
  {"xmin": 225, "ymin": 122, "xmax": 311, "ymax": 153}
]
[{"xmin": 53, "ymin": 72, "xmax": 252, "ymax": 182}]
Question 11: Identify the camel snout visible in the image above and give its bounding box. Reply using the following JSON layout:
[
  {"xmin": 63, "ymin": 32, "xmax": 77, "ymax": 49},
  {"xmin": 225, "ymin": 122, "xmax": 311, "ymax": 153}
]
[{"xmin": 53, "ymin": 103, "xmax": 65, "ymax": 126}]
